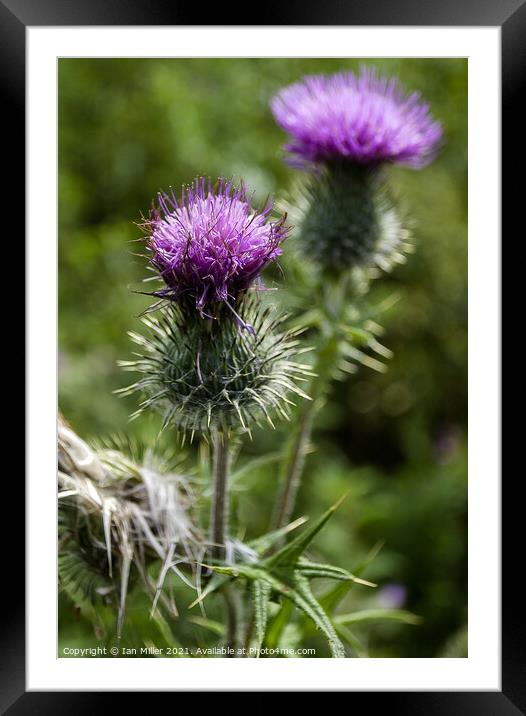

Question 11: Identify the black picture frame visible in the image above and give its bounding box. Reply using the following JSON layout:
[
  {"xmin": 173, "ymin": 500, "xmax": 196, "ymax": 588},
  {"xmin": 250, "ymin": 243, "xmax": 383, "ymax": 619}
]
[{"xmin": 5, "ymin": 0, "xmax": 513, "ymax": 710}]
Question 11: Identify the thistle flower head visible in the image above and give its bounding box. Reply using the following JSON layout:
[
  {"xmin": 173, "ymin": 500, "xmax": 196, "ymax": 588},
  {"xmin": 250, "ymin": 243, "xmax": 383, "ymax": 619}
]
[
  {"xmin": 271, "ymin": 67, "xmax": 442, "ymax": 169},
  {"xmin": 119, "ymin": 299, "xmax": 311, "ymax": 436},
  {"xmin": 143, "ymin": 177, "xmax": 290, "ymax": 317}
]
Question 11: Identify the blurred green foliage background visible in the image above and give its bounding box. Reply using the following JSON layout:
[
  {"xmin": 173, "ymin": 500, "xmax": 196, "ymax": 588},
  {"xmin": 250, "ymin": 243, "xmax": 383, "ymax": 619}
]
[{"xmin": 59, "ymin": 58, "xmax": 467, "ymax": 658}]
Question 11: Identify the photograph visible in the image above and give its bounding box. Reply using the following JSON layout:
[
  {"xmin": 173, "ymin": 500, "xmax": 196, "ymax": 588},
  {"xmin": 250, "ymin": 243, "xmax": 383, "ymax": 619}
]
[{"xmin": 57, "ymin": 57, "xmax": 468, "ymax": 660}]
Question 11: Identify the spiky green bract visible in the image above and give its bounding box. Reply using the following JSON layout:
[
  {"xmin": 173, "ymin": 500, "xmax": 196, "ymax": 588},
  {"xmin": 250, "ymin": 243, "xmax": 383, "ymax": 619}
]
[
  {"xmin": 297, "ymin": 161, "xmax": 410, "ymax": 275},
  {"xmin": 119, "ymin": 297, "xmax": 311, "ymax": 436}
]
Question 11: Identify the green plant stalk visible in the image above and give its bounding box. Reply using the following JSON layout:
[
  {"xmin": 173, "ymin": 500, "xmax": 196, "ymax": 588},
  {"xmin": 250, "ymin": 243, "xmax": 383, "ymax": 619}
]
[
  {"xmin": 209, "ymin": 430, "xmax": 242, "ymax": 655},
  {"xmin": 270, "ymin": 338, "xmax": 339, "ymax": 532},
  {"xmin": 271, "ymin": 274, "xmax": 353, "ymax": 532},
  {"xmin": 210, "ymin": 430, "xmax": 229, "ymax": 562},
  {"xmin": 223, "ymin": 583, "xmax": 239, "ymax": 656}
]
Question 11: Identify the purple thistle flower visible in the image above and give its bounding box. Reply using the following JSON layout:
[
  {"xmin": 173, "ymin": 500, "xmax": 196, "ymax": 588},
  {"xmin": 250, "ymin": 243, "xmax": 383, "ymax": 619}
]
[
  {"xmin": 271, "ymin": 67, "xmax": 443, "ymax": 169},
  {"xmin": 144, "ymin": 177, "xmax": 289, "ymax": 319}
]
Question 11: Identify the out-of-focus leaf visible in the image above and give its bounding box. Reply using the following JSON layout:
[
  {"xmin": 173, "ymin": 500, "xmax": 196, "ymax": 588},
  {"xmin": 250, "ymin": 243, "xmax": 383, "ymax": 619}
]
[
  {"xmin": 334, "ymin": 623, "xmax": 369, "ymax": 658},
  {"xmin": 230, "ymin": 451, "xmax": 283, "ymax": 483},
  {"xmin": 189, "ymin": 616, "xmax": 225, "ymax": 636},
  {"xmin": 319, "ymin": 541, "xmax": 384, "ymax": 613},
  {"xmin": 334, "ymin": 609, "xmax": 422, "ymax": 627},
  {"xmin": 265, "ymin": 599, "xmax": 294, "ymax": 650},
  {"xmin": 188, "ymin": 573, "xmax": 230, "ymax": 610}
]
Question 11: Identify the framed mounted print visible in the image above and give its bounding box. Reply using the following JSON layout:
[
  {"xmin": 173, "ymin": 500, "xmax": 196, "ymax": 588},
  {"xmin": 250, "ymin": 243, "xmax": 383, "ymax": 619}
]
[{"xmin": 5, "ymin": 0, "xmax": 516, "ymax": 709}]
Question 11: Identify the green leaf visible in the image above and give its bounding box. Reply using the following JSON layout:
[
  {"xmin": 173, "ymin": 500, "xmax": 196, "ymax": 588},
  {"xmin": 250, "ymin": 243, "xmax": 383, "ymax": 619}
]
[
  {"xmin": 248, "ymin": 516, "xmax": 308, "ymax": 555},
  {"xmin": 204, "ymin": 562, "xmax": 345, "ymax": 658},
  {"xmin": 297, "ymin": 560, "xmax": 376, "ymax": 587},
  {"xmin": 230, "ymin": 451, "xmax": 283, "ymax": 484},
  {"xmin": 251, "ymin": 580, "xmax": 271, "ymax": 654},
  {"xmin": 290, "ymin": 572, "xmax": 345, "ymax": 658},
  {"xmin": 265, "ymin": 494, "xmax": 348, "ymax": 568},
  {"xmin": 265, "ymin": 599, "xmax": 294, "ymax": 650},
  {"xmin": 150, "ymin": 609, "xmax": 186, "ymax": 654},
  {"xmin": 319, "ymin": 541, "xmax": 384, "ymax": 613},
  {"xmin": 200, "ymin": 563, "xmax": 263, "ymax": 580},
  {"xmin": 334, "ymin": 623, "xmax": 369, "ymax": 658},
  {"xmin": 187, "ymin": 573, "xmax": 230, "ymax": 610},
  {"xmin": 351, "ymin": 540, "xmax": 385, "ymax": 574},
  {"xmin": 319, "ymin": 582, "xmax": 354, "ymax": 615},
  {"xmin": 199, "ymin": 498, "xmax": 381, "ymax": 658},
  {"xmin": 296, "ymin": 308, "xmax": 324, "ymax": 329},
  {"xmin": 189, "ymin": 616, "xmax": 225, "ymax": 636},
  {"xmin": 334, "ymin": 609, "xmax": 422, "ymax": 627}
]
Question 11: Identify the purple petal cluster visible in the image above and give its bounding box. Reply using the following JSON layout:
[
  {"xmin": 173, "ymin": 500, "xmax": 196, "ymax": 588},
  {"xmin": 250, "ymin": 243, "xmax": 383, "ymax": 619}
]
[
  {"xmin": 271, "ymin": 68, "xmax": 443, "ymax": 168},
  {"xmin": 145, "ymin": 178, "xmax": 289, "ymax": 315}
]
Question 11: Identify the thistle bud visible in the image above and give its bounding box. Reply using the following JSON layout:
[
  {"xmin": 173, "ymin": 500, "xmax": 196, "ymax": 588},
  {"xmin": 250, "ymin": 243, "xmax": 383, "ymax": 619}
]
[
  {"xmin": 298, "ymin": 162, "xmax": 410, "ymax": 274},
  {"xmin": 119, "ymin": 298, "xmax": 310, "ymax": 436}
]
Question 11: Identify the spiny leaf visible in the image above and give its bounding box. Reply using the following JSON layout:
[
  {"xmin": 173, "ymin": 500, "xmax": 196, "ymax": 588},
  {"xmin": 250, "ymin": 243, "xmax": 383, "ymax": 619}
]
[
  {"xmin": 252, "ymin": 567, "xmax": 345, "ymax": 658},
  {"xmin": 264, "ymin": 494, "xmax": 348, "ymax": 568},
  {"xmin": 204, "ymin": 562, "xmax": 345, "ymax": 657},
  {"xmin": 252, "ymin": 580, "xmax": 271, "ymax": 654},
  {"xmin": 296, "ymin": 560, "xmax": 376, "ymax": 587},
  {"xmin": 200, "ymin": 563, "xmax": 265, "ymax": 581},
  {"xmin": 249, "ymin": 516, "xmax": 308, "ymax": 555},
  {"xmin": 290, "ymin": 572, "xmax": 345, "ymax": 658}
]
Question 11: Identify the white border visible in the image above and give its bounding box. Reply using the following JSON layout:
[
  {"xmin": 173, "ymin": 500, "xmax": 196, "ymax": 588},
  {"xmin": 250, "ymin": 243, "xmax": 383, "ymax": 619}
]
[{"xmin": 27, "ymin": 27, "xmax": 500, "ymax": 691}]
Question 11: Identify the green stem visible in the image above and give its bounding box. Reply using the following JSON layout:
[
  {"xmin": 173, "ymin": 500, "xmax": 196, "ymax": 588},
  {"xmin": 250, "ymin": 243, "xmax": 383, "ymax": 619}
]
[
  {"xmin": 210, "ymin": 430, "xmax": 229, "ymax": 562},
  {"xmin": 243, "ymin": 611, "xmax": 255, "ymax": 655},
  {"xmin": 209, "ymin": 430, "xmax": 242, "ymax": 655},
  {"xmin": 271, "ymin": 338, "xmax": 337, "ymax": 532},
  {"xmin": 271, "ymin": 273, "xmax": 353, "ymax": 533},
  {"xmin": 222, "ymin": 584, "xmax": 239, "ymax": 657},
  {"xmin": 271, "ymin": 396, "xmax": 318, "ymax": 531}
]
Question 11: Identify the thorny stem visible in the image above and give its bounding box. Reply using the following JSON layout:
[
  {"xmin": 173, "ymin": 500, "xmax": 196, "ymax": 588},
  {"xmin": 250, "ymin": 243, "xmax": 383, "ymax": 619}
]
[
  {"xmin": 210, "ymin": 430, "xmax": 229, "ymax": 562},
  {"xmin": 209, "ymin": 430, "xmax": 241, "ymax": 655}
]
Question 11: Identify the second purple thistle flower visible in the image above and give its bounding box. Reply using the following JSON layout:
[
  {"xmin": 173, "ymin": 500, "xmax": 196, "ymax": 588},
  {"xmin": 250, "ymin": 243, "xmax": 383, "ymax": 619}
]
[
  {"xmin": 271, "ymin": 67, "xmax": 443, "ymax": 169},
  {"xmin": 144, "ymin": 177, "xmax": 290, "ymax": 317}
]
